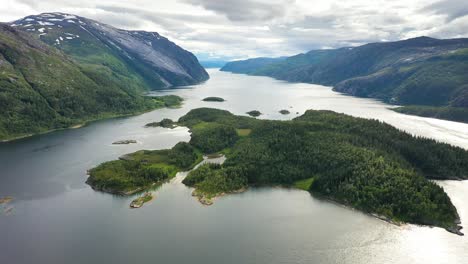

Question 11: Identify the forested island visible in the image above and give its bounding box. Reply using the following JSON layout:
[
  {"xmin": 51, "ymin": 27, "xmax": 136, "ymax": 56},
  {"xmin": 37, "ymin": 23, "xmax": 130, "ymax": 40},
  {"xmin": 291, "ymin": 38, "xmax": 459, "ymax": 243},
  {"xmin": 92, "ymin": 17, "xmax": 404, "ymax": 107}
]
[
  {"xmin": 145, "ymin": 118, "xmax": 177, "ymax": 128},
  {"xmin": 87, "ymin": 108, "xmax": 468, "ymax": 234},
  {"xmin": 246, "ymin": 110, "xmax": 262, "ymax": 117},
  {"xmin": 202, "ymin": 97, "xmax": 225, "ymax": 102}
]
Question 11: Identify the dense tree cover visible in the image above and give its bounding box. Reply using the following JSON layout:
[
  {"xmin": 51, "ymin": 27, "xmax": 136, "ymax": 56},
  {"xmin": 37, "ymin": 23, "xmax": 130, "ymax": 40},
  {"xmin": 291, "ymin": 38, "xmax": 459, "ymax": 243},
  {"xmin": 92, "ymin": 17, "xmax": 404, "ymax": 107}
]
[
  {"xmin": 188, "ymin": 122, "xmax": 239, "ymax": 154},
  {"xmin": 296, "ymin": 110, "xmax": 468, "ymax": 179},
  {"xmin": 221, "ymin": 37, "xmax": 468, "ymax": 113},
  {"xmin": 179, "ymin": 108, "xmax": 468, "ymax": 230},
  {"xmin": 183, "ymin": 163, "xmax": 247, "ymax": 198},
  {"xmin": 87, "ymin": 142, "xmax": 201, "ymax": 195},
  {"xmin": 394, "ymin": 106, "xmax": 468, "ymax": 124},
  {"xmin": 85, "ymin": 107, "xmax": 466, "ymax": 230}
]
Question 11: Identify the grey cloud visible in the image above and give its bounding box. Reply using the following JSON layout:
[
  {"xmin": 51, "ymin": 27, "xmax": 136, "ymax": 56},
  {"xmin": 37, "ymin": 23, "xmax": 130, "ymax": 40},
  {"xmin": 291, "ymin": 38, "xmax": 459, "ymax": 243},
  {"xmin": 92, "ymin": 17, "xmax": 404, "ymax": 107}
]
[
  {"xmin": 17, "ymin": 0, "xmax": 88, "ymax": 9},
  {"xmin": 422, "ymin": 0, "xmax": 468, "ymax": 22},
  {"xmin": 183, "ymin": 0, "xmax": 294, "ymax": 22},
  {"xmin": 2, "ymin": 0, "xmax": 468, "ymax": 60},
  {"xmin": 95, "ymin": 4, "xmax": 225, "ymax": 32}
]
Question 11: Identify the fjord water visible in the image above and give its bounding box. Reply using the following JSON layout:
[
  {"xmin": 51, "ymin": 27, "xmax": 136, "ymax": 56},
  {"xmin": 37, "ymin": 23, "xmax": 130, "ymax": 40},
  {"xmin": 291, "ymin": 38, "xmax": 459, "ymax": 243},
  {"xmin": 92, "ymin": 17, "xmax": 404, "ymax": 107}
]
[{"xmin": 1, "ymin": 69, "xmax": 467, "ymax": 264}]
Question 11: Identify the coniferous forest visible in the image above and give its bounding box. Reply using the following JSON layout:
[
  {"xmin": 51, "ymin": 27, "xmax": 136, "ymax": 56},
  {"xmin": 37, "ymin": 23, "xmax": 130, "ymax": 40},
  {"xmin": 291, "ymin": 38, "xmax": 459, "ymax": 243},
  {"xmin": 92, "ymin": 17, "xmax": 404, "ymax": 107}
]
[{"xmin": 89, "ymin": 107, "xmax": 468, "ymax": 233}]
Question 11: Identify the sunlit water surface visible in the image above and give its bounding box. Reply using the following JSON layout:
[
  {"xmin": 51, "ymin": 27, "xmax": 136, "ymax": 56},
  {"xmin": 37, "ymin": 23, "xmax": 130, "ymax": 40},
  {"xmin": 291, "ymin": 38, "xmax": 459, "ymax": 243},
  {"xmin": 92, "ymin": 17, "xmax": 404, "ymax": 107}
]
[{"xmin": 1, "ymin": 69, "xmax": 467, "ymax": 264}]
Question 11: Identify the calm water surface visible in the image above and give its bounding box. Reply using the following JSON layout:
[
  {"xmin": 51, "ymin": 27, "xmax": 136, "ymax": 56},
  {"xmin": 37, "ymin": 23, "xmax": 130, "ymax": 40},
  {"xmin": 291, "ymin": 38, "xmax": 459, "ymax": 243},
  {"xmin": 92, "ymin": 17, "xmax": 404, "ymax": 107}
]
[{"xmin": 1, "ymin": 69, "xmax": 467, "ymax": 264}]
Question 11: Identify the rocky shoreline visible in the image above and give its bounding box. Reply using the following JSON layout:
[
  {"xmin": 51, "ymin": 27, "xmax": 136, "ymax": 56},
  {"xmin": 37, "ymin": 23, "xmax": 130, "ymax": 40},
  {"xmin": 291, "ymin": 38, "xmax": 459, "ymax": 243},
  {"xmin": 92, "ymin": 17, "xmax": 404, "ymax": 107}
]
[
  {"xmin": 145, "ymin": 118, "xmax": 176, "ymax": 129},
  {"xmin": 130, "ymin": 193, "xmax": 154, "ymax": 208},
  {"xmin": 0, "ymin": 196, "xmax": 13, "ymax": 204},
  {"xmin": 309, "ymin": 192, "xmax": 464, "ymax": 236},
  {"xmin": 191, "ymin": 187, "xmax": 247, "ymax": 206}
]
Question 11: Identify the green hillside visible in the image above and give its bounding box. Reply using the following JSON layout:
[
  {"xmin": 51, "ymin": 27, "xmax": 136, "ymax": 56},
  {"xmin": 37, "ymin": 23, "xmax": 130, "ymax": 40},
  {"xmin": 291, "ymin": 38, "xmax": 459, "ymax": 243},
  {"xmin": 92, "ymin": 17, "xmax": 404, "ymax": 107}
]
[
  {"xmin": 0, "ymin": 24, "xmax": 181, "ymax": 141},
  {"xmin": 221, "ymin": 37, "xmax": 468, "ymax": 122},
  {"xmin": 12, "ymin": 13, "xmax": 209, "ymax": 89}
]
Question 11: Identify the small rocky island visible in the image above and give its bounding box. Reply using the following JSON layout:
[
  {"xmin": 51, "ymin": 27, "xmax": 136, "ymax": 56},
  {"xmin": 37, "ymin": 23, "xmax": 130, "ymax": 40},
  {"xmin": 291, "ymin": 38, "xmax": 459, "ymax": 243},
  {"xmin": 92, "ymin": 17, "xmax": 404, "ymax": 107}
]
[
  {"xmin": 202, "ymin": 97, "xmax": 225, "ymax": 102},
  {"xmin": 1, "ymin": 196, "xmax": 14, "ymax": 215},
  {"xmin": 130, "ymin": 193, "xmax": 154, "ymax": 208},
  {"xmin": 112, "ymin": 140, "xmax": 137, "ymax": 145},
  {"xmin": 279, "ymin": 109, "xmax": 290, "ymax": 115},
  {"xmin": 246, "ymin": 110, "xmax": 262, "ymax": 117},
  {"xmin": 0, "ymin": 196, "xmax": 13, "ymax": 204},
  {"xmin": 145, "ymin": 118, "xmax": 176, "ymax": 128}
]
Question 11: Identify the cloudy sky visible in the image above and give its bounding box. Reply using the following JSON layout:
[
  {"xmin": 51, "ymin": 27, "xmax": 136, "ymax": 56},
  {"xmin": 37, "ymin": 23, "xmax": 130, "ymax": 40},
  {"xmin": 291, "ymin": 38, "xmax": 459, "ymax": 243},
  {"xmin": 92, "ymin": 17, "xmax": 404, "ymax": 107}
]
[{"xmin": 1, "ymin": 0, "xmax": 467, "ymax": 60}]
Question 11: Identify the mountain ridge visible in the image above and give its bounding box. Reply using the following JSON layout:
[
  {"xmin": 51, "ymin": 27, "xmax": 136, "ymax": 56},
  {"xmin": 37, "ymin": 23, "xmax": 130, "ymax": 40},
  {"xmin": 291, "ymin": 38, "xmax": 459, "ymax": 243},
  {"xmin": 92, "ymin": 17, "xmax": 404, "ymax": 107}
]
[
  {"xmin": 221, "ymin": 37, "xmax": 468, "ymax": 113},
  {"xmin": 11, "ymin": 12, "xmax": 209, "ymax": 89},
  {"xmin": 0, "ymin": 13, "xmax": 208, "ymax": 141}
]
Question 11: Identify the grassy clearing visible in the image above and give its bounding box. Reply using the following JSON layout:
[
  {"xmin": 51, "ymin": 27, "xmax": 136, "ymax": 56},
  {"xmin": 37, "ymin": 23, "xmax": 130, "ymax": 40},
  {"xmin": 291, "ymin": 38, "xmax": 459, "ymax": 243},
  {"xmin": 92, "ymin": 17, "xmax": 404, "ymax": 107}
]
[
  {"xmin": 236, "ymin": 129, "xmax": 252, "ymax": 137},
  {"xmin": 293, "ymin": 178, "xmax": 315, "ymax": 191}
]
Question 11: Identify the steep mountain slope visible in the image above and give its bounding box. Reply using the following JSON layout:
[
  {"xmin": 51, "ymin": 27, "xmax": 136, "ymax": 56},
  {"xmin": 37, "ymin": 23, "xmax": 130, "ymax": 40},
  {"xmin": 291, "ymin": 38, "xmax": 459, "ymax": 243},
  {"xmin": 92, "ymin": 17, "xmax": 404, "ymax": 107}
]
[
  {"xmin": 0, "ymin": 23, "xmax": 181, "ymax": 141},
  {"xmin": 221, "ymin": 37, "xmax": 468, "ymax": 109},
  {"xmin": 11, "ymin": 13, "xmax": 208, "ymax": 89}
]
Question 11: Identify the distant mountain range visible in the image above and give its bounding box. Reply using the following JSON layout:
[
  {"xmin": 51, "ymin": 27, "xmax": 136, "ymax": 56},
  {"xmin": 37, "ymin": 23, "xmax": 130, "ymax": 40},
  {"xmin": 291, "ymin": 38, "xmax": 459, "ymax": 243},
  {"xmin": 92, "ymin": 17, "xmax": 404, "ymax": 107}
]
[
  {"xmin": 221, "ymin": 57, "xmax": 286, "ymax": 73},
  {"xmin": 0, "ymin": 13, "xmax": 208, "ymax": 141},
  {"xmin": 221, "ymin": 37, "xmax": 468, "ymax": 123},
  {"xmin": 199, "ymin": 60, "xmax": 229, "ymax": 69}
]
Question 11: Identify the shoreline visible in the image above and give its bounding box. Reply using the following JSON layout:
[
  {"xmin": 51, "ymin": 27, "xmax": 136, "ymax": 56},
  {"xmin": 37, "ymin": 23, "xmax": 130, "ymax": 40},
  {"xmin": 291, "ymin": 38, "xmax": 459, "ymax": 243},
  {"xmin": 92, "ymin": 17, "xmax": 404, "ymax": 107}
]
[
  {"xmin": 300, "ymin": 187, "xmax": 464, "ymax": 236},
  {"xmin": 130, "ymin": 193, "xmax": 155, "ymax": 208},
  {"xmin": 0, "ymin": 112, "xmax": 152, "ymax": 143},
  {"xmin": 190, "ymin": 182, "xmax": 464, "ymax": 236},
  {"xmin": 221, "ymin": 70, "xmax": 468, "ymax": 126},
  {"xmin": 192, "ymin": 187, "xmax": 248, "ymax": 206},
  {"xmin": 0, "ymin": 97, "xmax": 184, "ymax": 143}
]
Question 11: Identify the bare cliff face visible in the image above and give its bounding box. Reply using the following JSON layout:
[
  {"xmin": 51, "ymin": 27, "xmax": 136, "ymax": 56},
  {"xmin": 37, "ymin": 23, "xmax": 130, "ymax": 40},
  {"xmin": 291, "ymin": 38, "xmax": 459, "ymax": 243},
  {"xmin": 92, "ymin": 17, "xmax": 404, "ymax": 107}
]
[{"xmin": 11, "ymin": 12, "xmax": 209, "ymax": 88}]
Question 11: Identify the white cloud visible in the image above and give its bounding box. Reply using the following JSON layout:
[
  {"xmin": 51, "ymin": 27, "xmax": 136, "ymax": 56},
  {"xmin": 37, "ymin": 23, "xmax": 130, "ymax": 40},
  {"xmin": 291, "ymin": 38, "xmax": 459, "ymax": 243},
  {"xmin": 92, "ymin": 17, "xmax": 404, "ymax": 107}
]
[{"xmin": 1, "ymin": 0, "xmax": 467, "ymax": 60}]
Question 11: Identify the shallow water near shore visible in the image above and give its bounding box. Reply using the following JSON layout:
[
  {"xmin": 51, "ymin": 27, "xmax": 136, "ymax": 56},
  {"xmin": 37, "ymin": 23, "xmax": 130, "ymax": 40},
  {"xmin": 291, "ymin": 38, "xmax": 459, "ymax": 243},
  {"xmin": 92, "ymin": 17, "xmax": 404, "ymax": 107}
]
[{"xmin": 1, "ymin": 69, "xmax": 467, "ymax": 264}]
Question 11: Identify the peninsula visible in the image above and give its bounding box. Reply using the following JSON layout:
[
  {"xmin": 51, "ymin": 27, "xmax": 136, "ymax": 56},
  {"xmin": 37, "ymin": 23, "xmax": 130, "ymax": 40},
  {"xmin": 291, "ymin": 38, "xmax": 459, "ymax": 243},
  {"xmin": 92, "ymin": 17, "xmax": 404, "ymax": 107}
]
[{"xmin": 87, "ymin": 108, "xmax": 468, "ymax": 234}]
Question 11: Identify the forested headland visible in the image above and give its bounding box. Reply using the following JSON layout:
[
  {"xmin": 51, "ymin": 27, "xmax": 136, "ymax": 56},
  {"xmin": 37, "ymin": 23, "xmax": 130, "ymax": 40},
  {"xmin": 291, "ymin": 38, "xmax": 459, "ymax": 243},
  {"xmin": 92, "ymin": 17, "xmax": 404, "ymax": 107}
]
[{"xmin": 88, "ymin": 107, "xmax": 468, "ymax": 234}]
